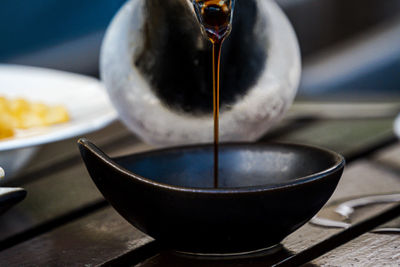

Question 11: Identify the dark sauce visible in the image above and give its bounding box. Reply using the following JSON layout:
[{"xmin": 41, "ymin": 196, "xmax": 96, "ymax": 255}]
[{"xmin": 193, "ymin": 0, "xmax": 234, "ymax": 187}]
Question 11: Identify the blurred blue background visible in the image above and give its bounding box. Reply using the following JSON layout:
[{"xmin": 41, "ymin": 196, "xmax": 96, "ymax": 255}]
[
  {"xmin": 0, "ymin": 0, "xmax": 126, "ymax": 75},
  {"xmin": 0, "ymin": 0, "xmax": 399, "ymax": 100}
]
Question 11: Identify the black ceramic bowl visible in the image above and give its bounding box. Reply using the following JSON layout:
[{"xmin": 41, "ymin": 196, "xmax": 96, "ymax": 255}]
[{"xmin": 79, "ymin": 139, "xmax": 345, "ymax": 255}]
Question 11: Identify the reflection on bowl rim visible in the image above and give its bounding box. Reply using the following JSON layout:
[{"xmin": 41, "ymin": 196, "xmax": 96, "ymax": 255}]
[{"xmin": 79, "ymin": 139, "xmax": 345, "ymax": 194}]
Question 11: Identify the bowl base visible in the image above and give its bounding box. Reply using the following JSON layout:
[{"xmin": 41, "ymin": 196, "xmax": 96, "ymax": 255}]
[{"xmin": 173, "ymin": 243, "xmax": 282, "ymax": 260}]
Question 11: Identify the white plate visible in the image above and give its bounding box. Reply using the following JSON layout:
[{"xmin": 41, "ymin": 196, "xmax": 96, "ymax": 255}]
[
  {"xmin": 0, "ymin": 64, "xmax": 117, "ymax": 177},
  {"xmin": 0, "ymin": 64, "xmax": 117, "ymax": 150}
]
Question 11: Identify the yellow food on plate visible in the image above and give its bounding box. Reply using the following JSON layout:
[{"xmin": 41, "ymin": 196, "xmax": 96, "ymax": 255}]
[
  {"xmin": 0, "ymin": 115, "xmax": 14, "ymax": 139},
  {"xmin": 0, "ymin": 96, "xmax": 70, "ymax": 139}
]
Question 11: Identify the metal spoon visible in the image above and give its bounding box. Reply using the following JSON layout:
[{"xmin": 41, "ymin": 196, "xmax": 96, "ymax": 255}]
[{"xmin": 311, "ymin": 193, "xmax": 400, "ymax": 233}]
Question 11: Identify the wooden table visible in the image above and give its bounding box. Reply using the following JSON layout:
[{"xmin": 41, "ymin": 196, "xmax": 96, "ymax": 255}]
[{"xmin": 0, "ymin": 102, "xmax": 399, "ymax": 266}]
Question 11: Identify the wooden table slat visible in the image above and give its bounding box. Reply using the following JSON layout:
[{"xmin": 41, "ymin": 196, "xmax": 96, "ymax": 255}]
[
  {"xmin": 0, "ymin": 208, "xmax": 153, "ymax": 267},
  {"xmin": 0, "ymin": 165, "xmax": 103, "ymax": 248},
  {"xmin": 372, "ymin": 143, "xmax": 400, "ymax": 173},
  {"xmin": 274, "ymin": 118, "xmax": 395, "ymax": 160},
  {"xmin": 312, "ymin": 232, "xmax": 400, "ymax": 266}
]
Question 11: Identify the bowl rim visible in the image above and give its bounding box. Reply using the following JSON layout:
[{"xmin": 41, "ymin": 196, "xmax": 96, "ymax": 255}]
[{"xmin": 80, "ymin": 139, "xmax": 345, "ymax": 194}]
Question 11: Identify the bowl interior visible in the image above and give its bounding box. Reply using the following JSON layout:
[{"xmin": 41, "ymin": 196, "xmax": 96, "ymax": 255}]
[{"xmin": 115, "ymin": 144, "xmax": 340, "ymax": 189}]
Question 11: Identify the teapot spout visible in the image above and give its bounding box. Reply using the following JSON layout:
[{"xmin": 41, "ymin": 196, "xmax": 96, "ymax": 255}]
[{"xmin": 191, "ymin": 0, "xmax": 236, "ymax": 42}]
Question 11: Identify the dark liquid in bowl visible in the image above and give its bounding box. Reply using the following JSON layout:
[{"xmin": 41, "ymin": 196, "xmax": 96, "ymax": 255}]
[{"xmin": 116, "ymin": 145, "xmax": 337, "ymax": 189}]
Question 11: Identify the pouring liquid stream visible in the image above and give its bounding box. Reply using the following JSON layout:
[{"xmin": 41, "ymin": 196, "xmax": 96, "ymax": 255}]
[{"xmin": 192, "ymin": 0, "xmax": 234, "ymax": 188}]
